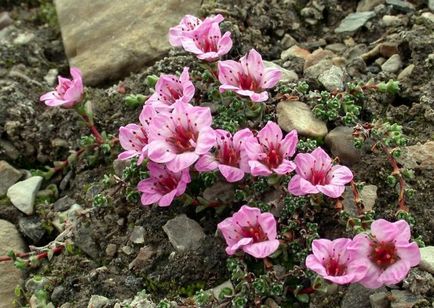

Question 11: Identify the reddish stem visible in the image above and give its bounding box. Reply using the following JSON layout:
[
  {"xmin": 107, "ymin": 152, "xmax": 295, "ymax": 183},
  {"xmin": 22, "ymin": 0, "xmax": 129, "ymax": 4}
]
[
  {"xmin": 80, "ymin": 113, "xmax": 104, "ymax": 144},
  {"xmin": 350, "ymin": 181, "xmax": 365, "ymax": 215},
  {"xmin": 0, "ymin": 245, "xmax": 64, "ymax": 263},
  {"xmin": 383, "ymin": 146, "xmax": 407, "ymax": 212}
]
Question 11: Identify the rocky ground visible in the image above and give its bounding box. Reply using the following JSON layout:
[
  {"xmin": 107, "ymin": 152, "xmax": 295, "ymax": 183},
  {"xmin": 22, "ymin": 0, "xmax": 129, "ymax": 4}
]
[{"xmin": 0, "ymin": 0, "xmax": 434, "ymax": 307}]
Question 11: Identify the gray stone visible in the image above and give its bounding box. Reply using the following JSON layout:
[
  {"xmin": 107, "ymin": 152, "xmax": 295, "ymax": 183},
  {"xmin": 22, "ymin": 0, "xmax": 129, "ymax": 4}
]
[
  {"xmin": 335, "ymin": 11, "xmax": 376, "ymax": 33},
  {"xmin": 341, "ymin": 284, "xmax": 387, "ymax": 308},
  {"xmin": 429, "ymin": 0, "xmax": 434, "ymax": 11},
  {"xmin": 0, "ymin": 12, "xmax": 13, "ymax": 31},
  {"xmin": 381, "ymin": 54, "xmax": 402, "ymax": 73},
  {"xmin": 343, "ymin": 185, "xmax": 378, "ymax": 215},
  {"xmin": 264, "ymin": 61, "xmax": 298, "ymax": 83},
  {"xmin": 105, "ymin": 244, "xmax": 117, "ymax": 257},
  {"xmin": 304, "ymin": 59, "xmax": 334, "ymax": 80},
  {"xmin": 304, "ymin": 48, "xmax": 336, "ymax": 70},
  {"xmin": 121, "ymin": 245, "xmax": 134, "ymax": 255},
  {"xmin": 212, "ymin": 280, "xmax": 234, "ymax": 300},
  {"xmin": 325, "ymin": 43, "xmax": 347, "ymax": 54},
  {"xmin": 54, "ymin": 0, "xmax": 201, "ymax": 85},
  {"xmin": 113, "ymin": 158, "xmax": 131, "ymax": 177},
  {"xmin": 29, "ymin": 294, "xmax": 55, "ymax": 308},
  {"xmin": 53, "ymin": 195, "xmax": 76, "ymax": 212},
  {"xmin": 130, "ymin": 226, "xmax": 145, "ymax": 244},
  {"xmin": 128, "ymin": 246, "xmax": 154, "ymax": 270},
  {"xmin": 325, "ymin": 126, "xmax": 361, "ymax": 166},
  {"xmin": 51, "ymin": 285, "xmax": 65, "ymax": 303},
  {"xmin": 0, "ymin": 139, "xmax": 20, "ymax": 161},
  {"xmin": 421, "ymin": 12, "xmax": 434, "ymax": 27},
  {"xmin": 281, "ymin": 34, "xmax": 297, "ymax": 49},
  {"xmin": 419, "ymin": 246, "xmax": 434, "ymax": 274},
  {"xmin": 74, "ymin": 225, "xmax": 100, "ymax": 259},
  {"xmin": 382, "ymin": 15, "xmax": 407, "ymax": 27},
  {"xmin": 0, "ymin": 220, "xmax": 25, "ymax": 308},
  {"xmin": 13, "ymin": 32, "xmax": 35, "ymax": 45},
  {"xmin": 0, "ymin": 160, "xmax": 22, "ymax": 196},
  {"xmin": 25, "ymin": 276, "xmax": 50, "ymax": 293},
  {"xmin": 318, "ymin": 65, "xmax": 345, "ymax": 91},
  {"xmin": 369, "ymin": 292, "xmax": 389, "ymax": 308},
  {"xmin": 87, "ymin": 295, "xmax": 109, "ymax": 308},
  {"xmin": 203, "ymin": 182, "xmax": 234, "ymax": 203},
  {"xmin": 390, "ymin": 290, "xmax": 429, "ymax": 307},
  {"xmin": 52, "ymin": 203, "xmax": 82, "ymax": 232},
  {"xmin": 18, "ymin": 216, "xmax": 45, "ymax": 243},
  {"xmin": 44, "ymin": 68, "xmax": 58, "ymax": 86},
  {"xmin": 163, "ymin": 214, "xmax": 205, "ymax": 252},
  {"xmin": 398, "ymin": 64, "xmax": 415, "ymax": 81},
  {"xmin": 7, "ymin": 176, "xmax": 43, "ymax": 215},
  {"xmin": 398, "ymin": 141, "xmax": 434, "ymax": 170},
  {"xmin": 281, "ymin": 45, "xmax": 311, "ymax": 61},
  {"xmin": 276, "ymin": 100, "xmax": 328, "ymax": 138},
  {"xmin": 357, "ymin": 0, "xmax": 385, "ymax": 12},
  {"xmin": 386, "ymin": 0, "xmax": 415, "ymax": 12}
]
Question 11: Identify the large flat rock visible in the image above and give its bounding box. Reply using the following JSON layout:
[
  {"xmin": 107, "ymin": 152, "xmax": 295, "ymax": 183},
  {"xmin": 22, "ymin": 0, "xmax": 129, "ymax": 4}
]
[
  {"xmin": 0, "ymin": 220, "xmax": 25, "ymax": 308},
  {"xmin": 54, "ymin": 0, "xmax": 200, "ymax": 85}
]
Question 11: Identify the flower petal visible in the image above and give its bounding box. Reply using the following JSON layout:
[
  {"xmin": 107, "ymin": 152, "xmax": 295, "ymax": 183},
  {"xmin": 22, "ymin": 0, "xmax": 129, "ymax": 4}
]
[
  {"xmin": 242, "ymin": 240, "xmax": 280, "ymax": 258},
  {"xmin": 288, "ymin": 175, "xmax": 319, "ymax": 196},
  {"xmin": 218, "ymin": 165, "xmax": 245, "ymax": 182}
]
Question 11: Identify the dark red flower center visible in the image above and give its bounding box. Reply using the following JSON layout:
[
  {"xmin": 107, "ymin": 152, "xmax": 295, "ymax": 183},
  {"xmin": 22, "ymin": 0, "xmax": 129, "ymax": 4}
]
[
  {"xmin": 260, "ymin": 141, "xmax": 283, "ymax": 169},
  {"xmin": 370, "ymin": 241, "xmax": 398, "ymax": 269},
  {"xmin": 155, "ymin": 174, "xmax": 178, "ymax": 193},
  {"xmin": 238, "ymin": 72, "xmax": 260, "ymax": 91},
  {"xmin": 325, "ymin": 256, "xmax": 347, "ymax": 276},
  {"xmin": 240, "ymin": 225, "xmax": 267, "ymax": 243},
  {"xmin": 194, "ymin": 34, "xmax": 219, "ymax": 53},
  {"xmin": 166, "ymin": 119, "xmax": 198, "ymax": 153},
  {"xmin": 217, "ymin": 139, "xmax": 240, "ymax": 167}
]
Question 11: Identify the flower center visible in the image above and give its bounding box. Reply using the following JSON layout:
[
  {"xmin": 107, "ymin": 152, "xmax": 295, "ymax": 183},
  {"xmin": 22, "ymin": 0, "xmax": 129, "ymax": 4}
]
[
  {"xmin": 240, "ymin": 225, "xmax": 267, "ymax": 243},
  {"xmin": 217, "ymin": 140, "xmax": 239, "ymax": 166},
  {"xmin": 370, "ymin": 241, "xmax": 398, "ymax": 269},
  {"xmin": 309, "ymin": 165, "xmax": 330, "ymax": 185},
  {"xmin": 260, "ymin": 142, "xmax": 282, "ymax": 169},
  {"xmin": 56, "ymin": 80, "xmax": 72, "ymax": 96},
  {"xmin": 155, "ymin": 174, "xmax": 178, "ymax": 193},
  {"xmin": 237, "ymin": 72, "xmax": 261, "ymax": 91},
  {"xmin": 166, "ymin": 120, "xmax": 198, "ymax": 153},
  {"xmin": 194, "ymin": 34, "xmax": 219, "ymax": 53},
  {"xmin": 167, "ymin": 85, "xmax": 182, "ymax": 101},
  {"xmin": 325, "ymin": 256, "xmax": 347, "ymax": 276}
]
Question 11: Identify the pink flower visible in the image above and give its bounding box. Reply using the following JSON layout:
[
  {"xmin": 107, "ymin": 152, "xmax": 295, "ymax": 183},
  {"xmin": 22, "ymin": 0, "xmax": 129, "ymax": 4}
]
[
  {"xmin": 145, "ymin": 67, "xmax": 195, "ymax": 111},
  {"xmin": 169, "ymin": 14, "xmax": 224, "ymax": 47},
  {"xmin": 306, "ymin": 238, "xmax": 368, "ymax": 285},
  {"xmin": 40, "ymin": 67, "xmax": 84, "ymax": 108},
  {"xmin": 137, "ymin": 162, "xmax": 191, "ymax": 207},
  {"xmin": 218, "ymin": 49, "xmax": 282, "ymax": 102},
  {"xmin": 179, "ymin": 20, "xmax": 232, "ymax": 62},
  {"xmin": 118, "ymin": 105, "xmax": 155, "ymax": 165},
  {"xmin": 244, "ymin": 121, "xmax": 298, "ymax": 176},
  {"xmin": 147, "ymin": 103, "xmax": 216, "ymax": 173},
  {"xmin": 217, "ymin": 205, "xmax": 280, "ymax": 258},
  {"xmin": 288, "ymin": 147, "xmax": 353, "ymax": 198},
  {"xmin": 348, "ymin": 219, "xmax": 421, "ymax": 289},
  {"xmin": 195, "ymin": 128, "xmax": 254, "ymax": 182}
]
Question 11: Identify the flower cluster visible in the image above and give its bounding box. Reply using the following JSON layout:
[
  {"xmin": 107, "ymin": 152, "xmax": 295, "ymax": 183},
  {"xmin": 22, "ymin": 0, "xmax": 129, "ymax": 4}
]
[{"xmin": 306, "ymin": 219, "xmax": 420, "ymax": 288}]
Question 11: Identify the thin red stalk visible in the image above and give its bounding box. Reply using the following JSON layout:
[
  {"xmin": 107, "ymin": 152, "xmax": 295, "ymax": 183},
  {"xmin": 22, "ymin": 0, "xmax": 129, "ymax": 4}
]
[
  {"xmin": 383, "ymin": 146, "xmax": 407, "ymax": 212},
  {"xmin": 53, "ymin": 148, "xmax": 86, "ymax": 173},
  {"xmin": 0, "ymin": 245, "xmax": 64, "ymax": 263},
  {"xmin": 79, "ymin": 112, "xmax": 104, "ymax": 144},
  {"xmin": 350, "ymin": 181, "xmax": 364, "ymax": 215}
]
